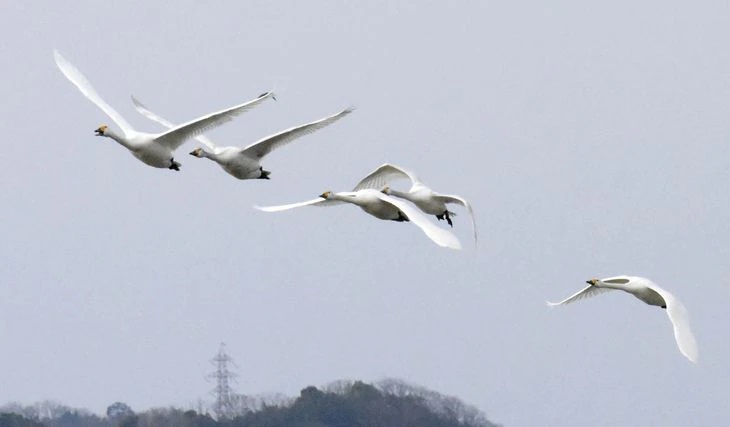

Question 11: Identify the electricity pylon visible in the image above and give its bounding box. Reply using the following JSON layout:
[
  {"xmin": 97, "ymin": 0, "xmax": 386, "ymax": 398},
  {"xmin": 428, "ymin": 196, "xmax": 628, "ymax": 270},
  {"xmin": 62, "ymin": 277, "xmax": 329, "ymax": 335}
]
[{"xmin": 208, "ymin": 342, "xmax": 237, "ymax": 419}]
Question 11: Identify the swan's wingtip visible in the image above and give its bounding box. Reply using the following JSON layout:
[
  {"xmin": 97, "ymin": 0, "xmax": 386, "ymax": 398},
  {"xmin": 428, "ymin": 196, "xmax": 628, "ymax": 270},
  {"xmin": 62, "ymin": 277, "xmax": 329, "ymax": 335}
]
[
  {"xmin": 53, "ymin": 49, "xmax": 66, "ymax": 64},
  {"xmin": 447, "ymin": 241, "xmax": 462, "ymax": 250},
  {"xmin": 259, "ymin": 90, "xmax": 276, "ymax": 101},
  {"xmin": 440, "ymin": 234, "xmax": 462, "ymax": 250},
  {"xmin": 683, "ymin": 350, "xmax": 699, "ymax": 364}
]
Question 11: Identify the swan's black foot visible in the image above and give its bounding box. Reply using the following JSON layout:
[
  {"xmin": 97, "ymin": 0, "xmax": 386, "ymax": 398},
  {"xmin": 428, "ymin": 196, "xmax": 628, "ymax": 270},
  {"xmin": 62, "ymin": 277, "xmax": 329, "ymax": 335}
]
[
  {"xmin": 661, "ymin": 305, "xmax": 667, "ymax": 309},
  {"xmin": 392, "ymin": 211, "xmax": 409, "ymax": 222},
  {"xmin": 436, "ymin": 211, "xmax": 453, "ymax": 227},
  {"xmin": 169, "ymin": 159, "xmax": 181, "ymax": 171},
  {"xmin": 258, "ymin": 167, "xmax": 271, "ymax": 180}
]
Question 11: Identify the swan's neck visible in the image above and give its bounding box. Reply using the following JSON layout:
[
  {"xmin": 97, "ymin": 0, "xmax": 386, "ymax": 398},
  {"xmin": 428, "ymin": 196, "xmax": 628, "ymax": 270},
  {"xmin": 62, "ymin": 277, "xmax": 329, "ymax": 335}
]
[
  {"xmin": 201, "ymin": 149, "xmax": 220, "ymax": 161},
  {"xmin": 596, "ymin": 281, "xmax": 630, "ymax": 291},
  {"xmin": 105, "ymin": 129, "xmax": 132, "ymax": 149},
  {"xmin": 328, "ymin": 193, "xmax": 360, "ymax": 206},
  {"xmin": 388, "ymin": 188, "xmax": 415, "ymax": 202}
]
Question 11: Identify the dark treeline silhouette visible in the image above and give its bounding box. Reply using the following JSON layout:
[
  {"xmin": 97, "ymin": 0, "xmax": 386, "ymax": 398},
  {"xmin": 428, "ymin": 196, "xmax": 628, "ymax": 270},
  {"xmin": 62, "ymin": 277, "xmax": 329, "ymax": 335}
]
[{"xmin": 0, "ymin": 379, "xmax": 500, "ymax": 427}]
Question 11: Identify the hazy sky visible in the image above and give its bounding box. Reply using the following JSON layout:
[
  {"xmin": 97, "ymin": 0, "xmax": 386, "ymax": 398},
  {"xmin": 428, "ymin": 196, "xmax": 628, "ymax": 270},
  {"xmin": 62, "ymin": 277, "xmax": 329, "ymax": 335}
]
[{"xmin": 2, "ymin": 1, "xmax": 730, "ymax": 425}]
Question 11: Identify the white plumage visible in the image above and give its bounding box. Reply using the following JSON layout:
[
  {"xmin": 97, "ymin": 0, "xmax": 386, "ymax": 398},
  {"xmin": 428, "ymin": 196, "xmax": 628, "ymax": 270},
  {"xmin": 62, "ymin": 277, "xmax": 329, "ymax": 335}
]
[
  {"xmin": 548, "ymin": 275, "xmax": 699, "ymax": 363},
  {"xmin": 355, "ymin": 163, "xmax": 477, "ymax": 245},
  {"xmin": 132, "ymin": 96, "xmax": 353, "ymax": 180},
  {"xmin": 54, "ymin": 50, "xmax": 274, "ymax": 170},
  {"xmin": 256, "ymin": 188, "xmax": 462, "ymax": 250}
]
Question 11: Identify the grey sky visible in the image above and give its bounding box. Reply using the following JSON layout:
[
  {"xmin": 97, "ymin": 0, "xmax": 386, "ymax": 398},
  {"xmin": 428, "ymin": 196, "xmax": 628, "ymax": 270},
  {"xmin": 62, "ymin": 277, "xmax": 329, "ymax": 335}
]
[{"xmin": 2, "ymin": 1, "xmax": 729, "ymax": 425}]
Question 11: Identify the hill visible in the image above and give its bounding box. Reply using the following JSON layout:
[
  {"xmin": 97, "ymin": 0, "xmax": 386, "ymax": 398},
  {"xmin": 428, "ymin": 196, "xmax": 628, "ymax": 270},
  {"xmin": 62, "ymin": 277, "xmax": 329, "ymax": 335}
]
[{"xmin": 0, "ymin": 379, "xmax": 499, "ymax": 427}]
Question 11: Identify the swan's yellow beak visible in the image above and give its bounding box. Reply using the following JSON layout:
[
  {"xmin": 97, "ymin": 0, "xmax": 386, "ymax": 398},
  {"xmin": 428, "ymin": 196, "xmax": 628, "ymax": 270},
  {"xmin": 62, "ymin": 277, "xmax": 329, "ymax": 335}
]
[
  {"xmin": 586, "ymin": 278, "xmax": 599, "ymax": 286},
  {"xmin": 319, "ymin": 191, "xmax": 331, "ymax": 199},
  {"xmin": 94, "ymin": 125, "xmax": 107, "ymax": 136}
]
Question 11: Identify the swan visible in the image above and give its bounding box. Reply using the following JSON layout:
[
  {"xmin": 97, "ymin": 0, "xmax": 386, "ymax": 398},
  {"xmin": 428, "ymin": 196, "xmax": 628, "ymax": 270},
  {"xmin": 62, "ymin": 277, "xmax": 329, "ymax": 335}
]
[
  {"xmin": 548, "ymin": 275, "xmax": 698, "ymax": 363},
  {"xmin": 53, "ymin": 50, "xmax": 274, "ymax": 170},
  {"xmin": 131, "ymin": 96, "xmax": 353, "ymax": 179},
  {"xmin": 354, "ymin": 163, "xmax": 476, "ymax": 244},
  {"xmin": 255, "ymin": 188, "xmax": 461, "ymax": 249}
]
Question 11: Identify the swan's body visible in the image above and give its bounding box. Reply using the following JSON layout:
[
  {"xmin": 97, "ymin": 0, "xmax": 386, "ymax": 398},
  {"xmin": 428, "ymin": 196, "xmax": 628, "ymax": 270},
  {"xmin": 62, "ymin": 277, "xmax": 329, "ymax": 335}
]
[
  {"xmin": 54, "ymin": 50, "xmax": 274, "ymax": 170},
  {"xmin": 132, "ymin": 96, "xmax": 353, "ymax": 179},
  {"xmin": 548, "ymin": 275, "xmax": 699, "ymax": 363},
  {"xmin": 256, "ymin": 188, "xmax": 461, "ymax": 249},
  {"xmin": 194, "ymin": 146, "xmax": 269, "ymax": 179},
  {"xmin": 354, "ymin": 163, "xmax": 477, "ymax": 244}
]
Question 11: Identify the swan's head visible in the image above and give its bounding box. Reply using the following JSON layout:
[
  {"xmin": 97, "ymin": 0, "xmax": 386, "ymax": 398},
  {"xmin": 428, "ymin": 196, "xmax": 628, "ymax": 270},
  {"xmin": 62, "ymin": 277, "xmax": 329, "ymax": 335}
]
[
  {"xmin": 381, "ymin": 186, "xmax": 391, "ymax": 195},
  {"xmin": 94, "ymin": 125, "xmax": 108, "ymax": 136},
  {"xmin": 319, "ymin": 191, "xmax": 332, "ymax": 199},
  {"xmin": 586, "ymin": 278, "xmax": 599, "ymax": 286},
  {"xmin": 189, "ymin": 148, "xmax": 204, "ymax": 157}
]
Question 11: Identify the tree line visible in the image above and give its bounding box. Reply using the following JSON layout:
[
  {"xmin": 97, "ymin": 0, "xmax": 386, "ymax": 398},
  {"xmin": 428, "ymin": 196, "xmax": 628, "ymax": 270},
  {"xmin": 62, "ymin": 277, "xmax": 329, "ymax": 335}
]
[{"xmin": 0, "ymin": 379, "xmax": 500, "ymax": 427}]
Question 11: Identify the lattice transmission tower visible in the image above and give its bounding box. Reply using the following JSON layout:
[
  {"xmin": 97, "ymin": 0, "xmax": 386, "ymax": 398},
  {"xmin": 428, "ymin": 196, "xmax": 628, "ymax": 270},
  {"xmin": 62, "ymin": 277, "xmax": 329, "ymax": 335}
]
[{"xmin": 208, "ymin": 342, "xmax": 237, "ymax": 419}]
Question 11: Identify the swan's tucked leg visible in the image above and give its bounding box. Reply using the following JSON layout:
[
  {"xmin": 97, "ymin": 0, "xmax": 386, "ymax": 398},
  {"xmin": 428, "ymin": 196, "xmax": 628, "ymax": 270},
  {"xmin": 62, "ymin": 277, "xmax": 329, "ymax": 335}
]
[
  {"xmin": 392, "ymin": 211, "xmax": 409, "ymax": 222},
  {"xmin": 437, "ymin": 211, "xmax": 454, "ymax": 227},
  {"xmin": 258, "ymin": 167, "xmax": 271, "ymax": 180},
  {"xmin": 169, "ymin": 159, "xmax": 181, "ymax": 171}
]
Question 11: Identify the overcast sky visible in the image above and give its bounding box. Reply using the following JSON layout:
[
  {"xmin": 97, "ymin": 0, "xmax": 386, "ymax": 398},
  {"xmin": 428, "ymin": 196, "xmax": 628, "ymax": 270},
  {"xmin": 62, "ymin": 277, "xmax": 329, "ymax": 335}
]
[{"xmin": 2, "ymin": 1, "xmax": 730, "ymax": 425}]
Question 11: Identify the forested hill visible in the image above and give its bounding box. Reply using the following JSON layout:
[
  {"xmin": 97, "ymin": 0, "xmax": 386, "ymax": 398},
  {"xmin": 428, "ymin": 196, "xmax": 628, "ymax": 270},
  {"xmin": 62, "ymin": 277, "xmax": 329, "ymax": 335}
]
[{"xmin": 0, "ymin": 379, "xmax": 500, "ymax": 427}]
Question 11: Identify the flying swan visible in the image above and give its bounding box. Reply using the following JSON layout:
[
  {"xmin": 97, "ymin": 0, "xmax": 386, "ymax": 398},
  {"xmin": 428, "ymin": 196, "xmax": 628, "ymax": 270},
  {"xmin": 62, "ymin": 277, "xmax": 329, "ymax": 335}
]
[
  {"xmin": 548, "ymin": 275, "xmax": 699, "ymax": 363},
  {"xmin": 53, "ymin": 50, "xmax": 274, "ymax": 170},
  {"xmin": 354, "ymin": 163, "xmax": 477, "ymax": 245},
  {"xmin": 131, "ymin": 96, "xmax": 353, "ymax": 179},
  {"xmin": 255, "ymin": 188, "xmax": 462, "ymax": 249}
]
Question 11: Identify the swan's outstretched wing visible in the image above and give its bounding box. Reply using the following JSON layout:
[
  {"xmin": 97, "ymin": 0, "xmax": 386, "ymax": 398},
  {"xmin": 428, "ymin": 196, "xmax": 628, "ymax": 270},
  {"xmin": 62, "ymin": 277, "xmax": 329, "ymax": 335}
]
[
  {"xmin": 439, "ymin": 194, "xmax": 477, "ymax": 245},
  {"xmin": 547, "ymin": 285, "xmax": 614, "ymax": 306},
  {"xmin": 130, "ymin": 95, "xmax": 219, "ymax": 153},
  {"xmin": 254, "ymin": 197, "xmax": 344, "ymax": 212},
  {"xmin": 376, "ymin": 192, "xmax": 461, "ymax": 250},
  {"xmin": 241, "ymin": 107, "xmax": 354, "ymax": 159},
  {"xmin": 153, "ymin": 91, "xmax": 275, "ymax": 151},
  {"xmin": 54, "ymin": 50, "xmax": 134, "ymax": 137},
  {"xmin": 354, "ymin": 163, "xmax": 421, "ymax": 191},
  {"xmin": 651, "ymin": 285, "xmax": 699, "ymax": 363}
]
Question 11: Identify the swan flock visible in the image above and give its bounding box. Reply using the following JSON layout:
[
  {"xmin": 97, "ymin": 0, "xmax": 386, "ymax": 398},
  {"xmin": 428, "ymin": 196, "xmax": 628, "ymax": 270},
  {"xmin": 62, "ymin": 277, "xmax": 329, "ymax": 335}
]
[{"xmin": 54, "ymin": 49, "xmax": 700, "ymax": 363}]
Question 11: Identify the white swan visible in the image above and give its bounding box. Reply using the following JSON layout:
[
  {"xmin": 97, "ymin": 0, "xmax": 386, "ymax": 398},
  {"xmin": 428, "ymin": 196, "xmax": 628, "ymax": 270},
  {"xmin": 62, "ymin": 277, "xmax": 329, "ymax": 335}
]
[
  {"xmin": 131, "ymin": 96, "xmax": 353, "ymax": 179},
  {"xmin": 548, "ymin": 275, "xmax": 699, "ymax": 363},
  {"xmin": 354, "ymin": 163, "xmax": 476, "ymax": 245},
  {"xmin": 53, "ymin": 50, "xmax": 274, "ymax": 170},
  {"xmin": 256, "ymin": 188, "xmax": 461, "ymax": 249}
]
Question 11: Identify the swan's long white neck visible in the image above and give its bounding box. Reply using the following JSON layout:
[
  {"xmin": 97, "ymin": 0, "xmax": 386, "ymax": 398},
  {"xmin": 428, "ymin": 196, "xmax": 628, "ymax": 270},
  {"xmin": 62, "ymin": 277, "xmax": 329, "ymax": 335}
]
[
  {"xmin": 387, "ymin": 188, "xmax": 415, "ymax": 202},
  {"xmin": 103, "ymin": 129, "xmax": 133, "ymax": 150},
  {"xmin": 327, "ymin": 193, "xmax": 360, "ymax": 206},
  {"xmin": 199, "ymin": 149, "xmax": 220, "ymax": 161},
  {"xmin": 596, "ymin": 280, "xmax": 631, "ymax": 291}
]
